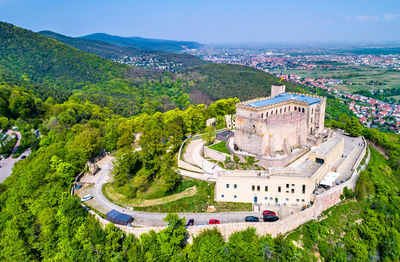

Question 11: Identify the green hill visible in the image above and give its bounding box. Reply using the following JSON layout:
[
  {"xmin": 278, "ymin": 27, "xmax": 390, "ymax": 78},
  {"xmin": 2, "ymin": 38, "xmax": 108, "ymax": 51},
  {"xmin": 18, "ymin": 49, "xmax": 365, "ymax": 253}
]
[
  {"xmin": 39, "ymin": 30, "xmax": 205, "ymax": 69},
  {"xmin": 0, "ymin": 22, "xmax": 301, "ymax": 116},
  {"xmin": 0, "ymin": 22, "xmax": 156, "ymax": 91},
  {"xmin": 183, "ymin": 63, "xmax": 302, "ymax": 104},
  {"xmin": 81, "ymin": 33, "xmax": 204, "ymax": 53}
]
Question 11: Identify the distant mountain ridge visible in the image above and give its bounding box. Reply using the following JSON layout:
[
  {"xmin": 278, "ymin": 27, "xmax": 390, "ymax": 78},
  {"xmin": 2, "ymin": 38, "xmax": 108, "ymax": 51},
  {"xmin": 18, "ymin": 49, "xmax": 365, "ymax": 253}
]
[
  {"xmin": 80, "ymin": 33, "xmax": 204, "ymax": 53},
  {"xmin": 39, "ymin": 30, "xmax": 206, "ymax": 69}
]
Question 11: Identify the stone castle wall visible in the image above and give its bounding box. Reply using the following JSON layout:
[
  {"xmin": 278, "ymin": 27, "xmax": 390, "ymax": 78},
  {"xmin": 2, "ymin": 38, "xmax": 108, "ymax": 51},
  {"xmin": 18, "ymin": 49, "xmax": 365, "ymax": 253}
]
[
  {"xmin": 99, "ymin": 143, "xmax": 368, "ymax": 242},
  {"xmin": 235, "ymin": 111, "xmax": 307, "ymax": 156}
]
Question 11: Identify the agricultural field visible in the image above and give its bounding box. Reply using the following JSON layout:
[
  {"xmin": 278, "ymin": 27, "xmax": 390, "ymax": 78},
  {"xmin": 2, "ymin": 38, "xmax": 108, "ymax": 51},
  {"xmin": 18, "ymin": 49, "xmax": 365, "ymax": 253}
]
[{"xmin": 272, "ymin": 65, "xmax": 400, "ymax": 93}]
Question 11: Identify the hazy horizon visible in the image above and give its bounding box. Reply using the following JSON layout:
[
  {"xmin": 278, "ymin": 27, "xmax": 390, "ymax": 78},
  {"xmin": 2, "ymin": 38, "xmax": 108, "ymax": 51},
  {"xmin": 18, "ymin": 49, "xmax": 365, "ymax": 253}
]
[{"xmin": 1, "ymin": 0, "xmax": 400, "ymax": 44}]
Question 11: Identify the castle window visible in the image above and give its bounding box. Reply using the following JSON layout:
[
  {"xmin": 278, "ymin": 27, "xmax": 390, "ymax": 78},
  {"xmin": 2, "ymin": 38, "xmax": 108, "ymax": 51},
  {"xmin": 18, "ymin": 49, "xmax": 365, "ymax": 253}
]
[
  {"xmin": 271, "ymin": 111, "xmax": 273, "ymax": 115},
  {"xmin": 284, "ymin": 107, "xmax": 286, "ymax": 112},
  {"xmin": 294, "ymin": 106, "xmax": 297, "ymax": 110},
  {"xmin": 298, "ymin": 107, "xmax": 301, "ymax": 112},
  {"xmin": 261, "ymin": 113, "xmax": 263, "ymax": 119},
  {"xmin": 280, "ymin": 108, "xmax": 282, "ymax": 113},
  {"xmin": 291, "ymin": 189, "xmax": 295, "ymax": 193},
  {"xmin": 285, "ymin": 198, "xmax": 289, "ymax": 201},
  {"xmin": 252, "ymin": 185, "xmax": 255, "ymax": 191},
  {"xmin": 257, "ymin": 185, "xmax": 260, "ymax": 191},
  {"xmin": 302, "ymin": 108, "xmax": 305, "ymax": 113},
  {"xmin": 296, "ymin": 199, "xmax": 299, "ymax": 202},
  {"xmin": 266, "ymin": 112, "xmax": 269, "ymax": 117},
  {"xmin": 234, "ymin": 195, "xmax": 237, "ymax": 199},
  {"xmin": 221, "ymin": 195, "xmax": 224, "ymax": 198},
  {"xmin": 289, "ymin": 106, "xmax": 291, "ymax": 111},
  {"xmin": 265, "ymin": 186, "xmax": 268, "ymax": 192},
  {"xmin": 302, "ymin": 199, "xmax": 305, "ymax": 202},
  {"xmin": 286, "ymin": 184, "xmax": 289, "ymax": 188},
  {"xmin": 302, "ymin": 185, "xmax": 306, "ymax": 194},
  {"xmin": 234, "ymin": 184, "xmax": 237, "ymax": 189},
  {"xmin": 278, "ymin": 186, "xmax": 281, "ymax": 192},
  {"xmin": 226, "ymin": 184, "xmax": 229, "ymax": 189},
  {"xmin": 264, "ymin": 197, "xmax": 268, "ymax": 200},
  {"xmin": 276, "ymin": 109, "xmax": 278, "ymax": 114}
]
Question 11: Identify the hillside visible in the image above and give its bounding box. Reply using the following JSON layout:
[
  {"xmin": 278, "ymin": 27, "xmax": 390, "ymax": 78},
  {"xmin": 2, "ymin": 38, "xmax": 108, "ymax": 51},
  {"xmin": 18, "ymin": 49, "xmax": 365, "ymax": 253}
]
[
  {"xmin": 0, "ymin": 22, "xmax": 302, "ymax": 116},
  {"xmin": 39, "ymin": 31, "xmax": 205, "ymax": 69},
  {"xmin": 183, "ymin": 63, "xmax": 302, "ymax": 104},
  {"xmin": 81, "ymin": 33, "xmax": 204, "ymax": 52},
  {"xmin": 0, "ymin": 22, "xmax": 156, "ymax": 91}
]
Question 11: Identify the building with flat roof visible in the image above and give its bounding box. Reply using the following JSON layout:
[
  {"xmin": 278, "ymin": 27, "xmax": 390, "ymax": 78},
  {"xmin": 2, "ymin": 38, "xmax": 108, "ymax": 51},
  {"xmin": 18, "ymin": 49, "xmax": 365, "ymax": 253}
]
[
  {"xmin": 234, "ymin": 85, "xmax": 326, "ymax": 156},
  {"xmin": 215, "ymin": 134, "xmax": 345, "ymax": 208}
]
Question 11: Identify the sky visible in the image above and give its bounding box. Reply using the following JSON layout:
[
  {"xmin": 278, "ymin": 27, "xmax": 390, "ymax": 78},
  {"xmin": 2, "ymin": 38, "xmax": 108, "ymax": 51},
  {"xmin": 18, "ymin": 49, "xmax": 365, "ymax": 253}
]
[{"xmin": 1, "ymin": 0, "xmax": 400, "ymax": 44}]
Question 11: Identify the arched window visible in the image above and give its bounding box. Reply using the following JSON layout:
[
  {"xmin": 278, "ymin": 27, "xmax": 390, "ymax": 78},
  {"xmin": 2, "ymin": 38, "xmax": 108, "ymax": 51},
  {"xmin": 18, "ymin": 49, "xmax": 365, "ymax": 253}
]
[
  {"xmin": 276, "ymin": 109, "xmax": 278, "ymax": 114},
  {"xmin": 302, "ymin": 108, "xmax": 305, "ymax": 113},
  {"xmin": 284, "ymin": 107, "xmax": 286, "ymax": 112},
  {"xmin": 298, "ymin": 107, "xmax": 301, "ymax": 112},
  {"xmin": 266, "ymin": 112, "xmax": 269, "ymax": 117},
  {"xmin": 289, "ymin": 106, "xmax": 291, "ymax": 111},
  {"xmin": 294, "ymin": 106, "xmax": 297, "ymax": 111},
  {"xmin": 261, "ymin": 113, "xmax": 263, "ymax": 119},
  {"xmin": 280, "ymin": 108, "xmax": 282, "ymax": 113},
  {"xmin": 271, "ymin": 111, "xmax": 273, "ymax": 115}
]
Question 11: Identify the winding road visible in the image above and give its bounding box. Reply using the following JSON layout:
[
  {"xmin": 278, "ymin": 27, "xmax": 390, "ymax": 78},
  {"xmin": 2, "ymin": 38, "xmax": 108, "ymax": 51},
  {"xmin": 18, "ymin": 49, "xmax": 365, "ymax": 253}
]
[
  {"xmin": 91, "ymin": 155, "xmax": 259, "ymax": 227},
  {"xmin": 0, "ymin": 130, "xmax": 30, "ymax": 183}
]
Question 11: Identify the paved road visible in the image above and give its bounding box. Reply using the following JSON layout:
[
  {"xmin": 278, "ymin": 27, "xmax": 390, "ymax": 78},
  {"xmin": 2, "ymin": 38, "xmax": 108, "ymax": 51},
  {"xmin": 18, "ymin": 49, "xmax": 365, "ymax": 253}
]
[
  {"xmin": 91, "ymin": 155, "xmax": 259, "ymax": 227},
  {"xmin": 0, "ymin": 131, "xmax": 30, "ymax": 183}
]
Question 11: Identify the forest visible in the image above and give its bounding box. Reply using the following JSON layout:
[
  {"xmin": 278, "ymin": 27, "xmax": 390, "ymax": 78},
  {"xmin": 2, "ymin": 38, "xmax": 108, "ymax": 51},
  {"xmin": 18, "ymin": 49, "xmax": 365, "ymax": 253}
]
[{"xmin": 0, "ymin": 21, "xmax": 399, "ymax": 261}]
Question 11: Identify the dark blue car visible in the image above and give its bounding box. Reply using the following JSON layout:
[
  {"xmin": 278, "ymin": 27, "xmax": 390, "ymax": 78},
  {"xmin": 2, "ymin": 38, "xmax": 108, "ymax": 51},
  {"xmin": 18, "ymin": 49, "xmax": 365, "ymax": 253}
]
[{"xmin": 245, "ymin": 216, "xmax": 259, "ymax": 222}]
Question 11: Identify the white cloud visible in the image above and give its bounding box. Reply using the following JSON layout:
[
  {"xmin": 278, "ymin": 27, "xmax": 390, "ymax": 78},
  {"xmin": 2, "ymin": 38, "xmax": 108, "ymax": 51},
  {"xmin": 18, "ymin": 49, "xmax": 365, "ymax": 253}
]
[
  {"xmin": 384, "ymin": 14, "xmax": 400, "ymax": 20},
  {"xmin": 355, "ymin": 15, "xmax": 380, "ymax": 22}
]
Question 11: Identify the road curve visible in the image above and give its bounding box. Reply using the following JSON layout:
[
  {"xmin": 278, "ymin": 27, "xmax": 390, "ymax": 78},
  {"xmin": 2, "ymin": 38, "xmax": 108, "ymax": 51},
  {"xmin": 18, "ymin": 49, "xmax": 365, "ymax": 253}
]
[
  {"xmin": 0, "ymin": 131, "xmax": 30, "ymax": 183},
  {"xmin": 91, "ymin": 155, "xmax": 260, "ymax": 227}
]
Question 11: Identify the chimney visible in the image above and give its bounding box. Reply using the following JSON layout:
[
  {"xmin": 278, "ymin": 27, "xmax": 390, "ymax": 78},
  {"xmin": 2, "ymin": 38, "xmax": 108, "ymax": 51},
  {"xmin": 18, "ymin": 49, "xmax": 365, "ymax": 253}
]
[{"xmin": 271, "ymin": 85, "xmax": 286, "ymax": 97}]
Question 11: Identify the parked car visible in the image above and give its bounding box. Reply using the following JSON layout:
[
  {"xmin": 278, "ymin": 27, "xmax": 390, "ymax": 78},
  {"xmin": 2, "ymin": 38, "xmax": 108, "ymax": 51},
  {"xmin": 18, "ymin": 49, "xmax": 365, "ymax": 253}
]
[
  {"xmin": 263, "ymin": 215, "xmax": 279, "ymax": 222},
  {"xmin": 209, "ymin": 219, "xmax": 220, "ymax": 224},
  {"xmin": 245, "ymin": 216, "xmax": 259, "ymax": 222},
  {"xmin": 185, "ymin": 219, "xmax": 195, "ymax": 227},
  {"xmin": 263, "ymin": 210, "xmax": 276, "ymax": 216},
  {"xmin": 81, "ymin": 195, "xmax": 93, "ymax": 202}
]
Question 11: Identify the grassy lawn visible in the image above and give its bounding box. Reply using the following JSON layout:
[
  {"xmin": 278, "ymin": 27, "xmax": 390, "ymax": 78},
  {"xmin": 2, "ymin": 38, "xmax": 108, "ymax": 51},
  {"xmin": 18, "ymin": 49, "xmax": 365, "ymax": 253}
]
[
  {"xmin": 209, "ymin": 141, "xmax": 231, "ymax": 155},
  {"xmin": 104, "ymin": 177, "xmax": 251, "ymax": 213}
]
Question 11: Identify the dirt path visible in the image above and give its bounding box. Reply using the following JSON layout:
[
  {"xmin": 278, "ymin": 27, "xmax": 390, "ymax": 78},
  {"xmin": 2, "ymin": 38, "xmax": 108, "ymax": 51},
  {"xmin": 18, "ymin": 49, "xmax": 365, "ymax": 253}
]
[
  {"xmin": 367, "ymin": 140, "xmax": 389, "ymax": 160},
  {"xmin": 105, "ymin": 185, "xmax": 198, "ymax": 207}
]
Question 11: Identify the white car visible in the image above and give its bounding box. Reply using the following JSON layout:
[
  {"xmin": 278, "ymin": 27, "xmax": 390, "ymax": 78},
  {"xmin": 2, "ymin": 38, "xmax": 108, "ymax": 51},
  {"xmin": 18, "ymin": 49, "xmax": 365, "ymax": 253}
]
[{"xmin": 81, "ymin": 195, "xmax": 93, "ymax": 202}]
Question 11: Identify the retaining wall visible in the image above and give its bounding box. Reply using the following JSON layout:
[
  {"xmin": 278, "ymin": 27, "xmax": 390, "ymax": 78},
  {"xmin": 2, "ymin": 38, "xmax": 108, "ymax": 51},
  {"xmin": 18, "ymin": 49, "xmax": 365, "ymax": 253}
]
[
  {"xmin": 92, "ymin": 140, "xmax": 369, "ymax": 241},
  {"xmin": 204, "ymin": 146, "xmax": 232, "ymax": 162}
]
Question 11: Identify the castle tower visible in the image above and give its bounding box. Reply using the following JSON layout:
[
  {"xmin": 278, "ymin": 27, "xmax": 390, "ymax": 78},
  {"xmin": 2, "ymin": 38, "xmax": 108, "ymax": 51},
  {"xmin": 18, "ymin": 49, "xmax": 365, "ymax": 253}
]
[{"xmin": 271, "ymin": 84, "xmax": 285, "ymax": 97}]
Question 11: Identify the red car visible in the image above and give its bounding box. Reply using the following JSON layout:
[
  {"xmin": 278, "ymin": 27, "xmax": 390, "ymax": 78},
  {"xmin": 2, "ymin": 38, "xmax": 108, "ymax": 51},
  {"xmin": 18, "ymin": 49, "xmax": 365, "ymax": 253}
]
[
  {"xmin": 263, "ymin": 210, "xmax": 276, "ymax": 216},
  {"xmin": 209, "ymin": 219, "xmax": 220, "ymax": 224}
]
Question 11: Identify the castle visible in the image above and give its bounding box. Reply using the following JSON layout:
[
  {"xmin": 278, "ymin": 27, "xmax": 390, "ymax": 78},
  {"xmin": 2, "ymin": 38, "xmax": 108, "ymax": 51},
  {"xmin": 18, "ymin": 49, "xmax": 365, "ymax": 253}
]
[
  {"xmin": 211, "ymin": 85, "xmax": 366, "ymax": 209},
  {"xmin": 234, "ymin": 85, "xmax": 326, "ymax": 156}
]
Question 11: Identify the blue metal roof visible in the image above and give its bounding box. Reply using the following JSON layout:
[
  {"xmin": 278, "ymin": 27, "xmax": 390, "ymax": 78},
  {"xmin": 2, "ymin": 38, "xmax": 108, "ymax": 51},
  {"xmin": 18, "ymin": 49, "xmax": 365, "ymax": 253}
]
[
  {"xmin": 246, "ymin": 93, "xmax": 321, "ymax": 108},
  {"xmin": 106, "ymin": 209, "xmax": 132, "ymax": 223}
]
